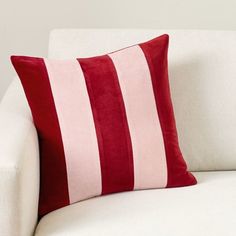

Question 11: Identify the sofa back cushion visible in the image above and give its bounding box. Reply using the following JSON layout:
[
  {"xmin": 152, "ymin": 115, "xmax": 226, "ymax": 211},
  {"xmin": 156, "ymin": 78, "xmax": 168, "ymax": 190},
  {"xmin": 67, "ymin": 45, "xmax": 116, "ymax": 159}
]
[{"xmin": 49, "ymin": 29, "xmax": 236, "ymax": 171}]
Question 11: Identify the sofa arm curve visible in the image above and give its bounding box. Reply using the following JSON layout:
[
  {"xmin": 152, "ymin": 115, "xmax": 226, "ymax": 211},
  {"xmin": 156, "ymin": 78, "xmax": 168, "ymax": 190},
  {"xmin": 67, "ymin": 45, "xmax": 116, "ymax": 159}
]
[{"xmin": 0, "ymin": 110, "xmax": 39, "ymax": 236}]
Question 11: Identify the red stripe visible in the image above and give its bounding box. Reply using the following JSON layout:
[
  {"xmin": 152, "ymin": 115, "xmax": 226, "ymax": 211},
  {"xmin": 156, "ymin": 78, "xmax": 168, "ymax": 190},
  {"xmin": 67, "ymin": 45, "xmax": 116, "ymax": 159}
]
[
  {"xmin": 11, "ymin": 56, "xmax": 69, "ymax": 217},
  {"xmin": 139, "ymin": 35, "xmax": 197, "ymax": 187},
  {"xmin": 78, "ymin": 55, "xmax": 134, "ymax": 194}
]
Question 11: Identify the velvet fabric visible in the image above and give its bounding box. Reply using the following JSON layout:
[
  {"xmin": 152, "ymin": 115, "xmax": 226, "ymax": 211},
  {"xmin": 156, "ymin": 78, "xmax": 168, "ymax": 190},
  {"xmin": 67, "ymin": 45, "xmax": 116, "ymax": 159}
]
[
  {"xmin": 78, "ymin": 55, "xmax": 134, "ymax": 195},
  {"xmin": 11, "ymin": 56, "xmax": 70, "ymax": 217},
  {"xmin": 11, "ymin": 34, "xmax": 196, "ymax": 218},
  {"xmin": 140, "ymin": 35, "xmax": 196, "ymax": 187}
]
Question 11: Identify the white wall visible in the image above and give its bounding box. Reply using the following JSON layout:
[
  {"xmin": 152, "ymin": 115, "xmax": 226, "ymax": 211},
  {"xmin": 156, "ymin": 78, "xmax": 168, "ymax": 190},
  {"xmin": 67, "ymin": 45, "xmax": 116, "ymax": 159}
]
[{"xmin": 1, "ymin": 0, "xmax": 236, "ymax": 99}]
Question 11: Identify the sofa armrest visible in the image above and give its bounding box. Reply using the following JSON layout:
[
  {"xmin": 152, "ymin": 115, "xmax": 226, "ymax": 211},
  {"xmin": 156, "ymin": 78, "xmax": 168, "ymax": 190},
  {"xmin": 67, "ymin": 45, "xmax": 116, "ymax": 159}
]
[{"xmin": 0, "ymin": 109, "xmax": 39, "ymax": 236}]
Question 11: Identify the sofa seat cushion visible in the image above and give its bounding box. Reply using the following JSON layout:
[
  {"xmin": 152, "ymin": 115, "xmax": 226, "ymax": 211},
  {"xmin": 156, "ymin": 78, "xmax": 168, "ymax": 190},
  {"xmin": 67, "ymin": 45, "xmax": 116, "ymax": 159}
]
[{"xmin": 35, "ymin": 171, "xmax": 236, "ymax": 236}]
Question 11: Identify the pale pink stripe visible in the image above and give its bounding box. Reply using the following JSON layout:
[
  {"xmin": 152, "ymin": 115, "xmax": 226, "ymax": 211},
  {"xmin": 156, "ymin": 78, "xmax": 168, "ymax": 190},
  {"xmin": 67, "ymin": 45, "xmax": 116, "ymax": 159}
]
[
  {"xmin": 109, "ymin": 46, "xmax": 167, "ymax": 189},
  {"xmin": 44, "ymin": 59, "xmax": 102, "ymax": 203}
]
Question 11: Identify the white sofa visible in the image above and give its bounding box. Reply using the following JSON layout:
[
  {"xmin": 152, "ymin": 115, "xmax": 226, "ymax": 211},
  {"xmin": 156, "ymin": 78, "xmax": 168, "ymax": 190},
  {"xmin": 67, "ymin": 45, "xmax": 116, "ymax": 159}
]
[{"xmin": 0, "ymin": 29, "xmax": 236, "ymax": 236}]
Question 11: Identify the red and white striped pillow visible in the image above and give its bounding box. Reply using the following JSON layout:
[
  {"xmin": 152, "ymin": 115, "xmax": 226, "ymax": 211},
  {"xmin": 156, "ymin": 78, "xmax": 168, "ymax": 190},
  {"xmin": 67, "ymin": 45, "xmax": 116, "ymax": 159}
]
[{"xmin": 11, "ymin": 34, "xmax": 196, "ymax": 217}]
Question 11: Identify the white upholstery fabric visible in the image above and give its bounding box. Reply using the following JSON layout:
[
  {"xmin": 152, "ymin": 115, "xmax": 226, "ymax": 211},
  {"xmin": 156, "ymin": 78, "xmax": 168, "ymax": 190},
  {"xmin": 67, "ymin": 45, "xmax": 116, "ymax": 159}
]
[
  {"xmin": 0, "ymin": 80, "xmax": 39, "ymax": 236},
  {"xmin": 49, "ymin": 29, "xmax": 236, "ymax": 171},
  {"xmin": 0, "ymin": 78, "xmax": 31, "ymax": 119},
  {"xmin": 35, "ymin": 171, "xmax": 236, "ymax": 236}
]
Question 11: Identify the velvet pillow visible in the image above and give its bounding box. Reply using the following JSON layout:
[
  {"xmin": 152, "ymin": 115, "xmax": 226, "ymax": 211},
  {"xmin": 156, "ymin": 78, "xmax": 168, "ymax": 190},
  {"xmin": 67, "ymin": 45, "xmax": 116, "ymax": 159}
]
[{"xmin": 11, "ymin": 34, "xmax": 197, "ymax": 218}]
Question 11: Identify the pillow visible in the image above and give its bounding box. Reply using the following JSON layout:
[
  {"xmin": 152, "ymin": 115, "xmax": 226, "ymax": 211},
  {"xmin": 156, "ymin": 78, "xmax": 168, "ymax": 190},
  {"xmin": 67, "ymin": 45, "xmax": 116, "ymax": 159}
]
[{"xmin": 11, "ymin": 34, "xmax": 197, "ymax": 218}]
